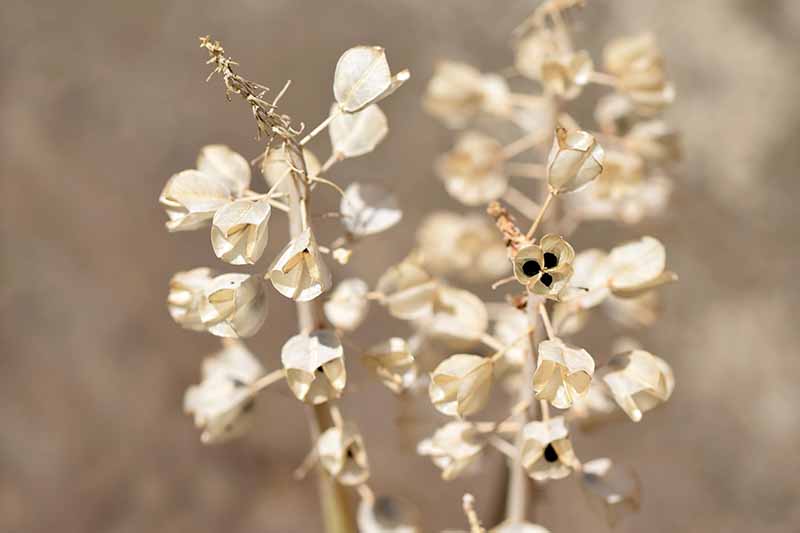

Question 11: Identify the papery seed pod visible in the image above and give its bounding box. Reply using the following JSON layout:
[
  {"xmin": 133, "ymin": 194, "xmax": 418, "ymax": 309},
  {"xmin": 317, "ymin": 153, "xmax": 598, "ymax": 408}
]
[
  {"xmin": 436, "ymin": 131, "xmax": 508, "ymax": 206},
  {"xmin": 521, "ymin": 416, "xmax": 580, "ymax": 481},
  {"xmin": 540, "ymin": 50, "xmax": 593, "ymax": 100},
  {"xmin": 580, "ymin": 458, "xmax": 641, "ymax": 526},
  {"xmin": 334, "ymin": 46, "xmax": 409, "ymax": 112},
  {"xmin": 267, "ymin": 228, "xmax": 332, "ymax": 302},
  {"xmin": 183, "ymin": 339, "xmax": 264, "ymax": 444},
  {"xmin": 317, "ymin": 422, "xmax": 370, "ymax": 486},
  {"xmin": 324, "ymin": 278, "xmax": 370, "ymax": 331},
  {"xmin": 546, "ymin": 128, "xmax": 605, "ymax": 194},
  {"xmin": 167, "ymin": 267, "xmax": 214, "ymax": 331},
  {"xmin": 281, "ymin": 330, "xmax": 346, "ymax": 404},
  {"xmin": 200, "ymin": 273, "xmax": 267, "ymax": 338},
  {"xmin": 601, "ymin": 350, "xmax": 674, "ymax": 422},
  {"xmin": 210, "ymin": 197, "xmax": 271, "ymax": 265},
  {"xmin": 606, "ymin": 236, "xmax": 676, "ymax": 297},
  {"xmin": 417, "ymin": 421, "xmax": 486, "ymax": 480},
  {"xmin": 491, "ymin": 522, "xmax": 551, "ymax": 533},
  {"xmin": 357, "ymin": 495, "xmax": 420, "ymax": 533},
  {"xmin": 329, "ymin": 103, "xmax": 389, "ymax": 159},
  {"xmin": 625, "ymin": 120, "xmax": 681, "ymax": 163},
  {"xmin": 514, "ymin": 28, "xmax": 560, "ymax": 81},
  {"xmin": 416, "ymin": 211, "xmax": 509, "ymax": 283},
  {"xmin": 419, "ymin": 286, "xmax": 489, "ymax": 348},
  {"xmin": 339, "ymin": 182, "xmax": 402, "ymax": 237},
  {"xmin": 196, "ymin": 144, "xmax": 251, "ymax": 198},
  {"xmin": 512, "ymin": 234, "xmax": 575, "ymax": 299},
  {"xmin": 261, "ymin": 145, "xmax": 321, "ymax": 192},
  {"xmin": 429, "ymin": 354, "xmax": 494, "ymax": 418},
  {"xmin": 592, "ymin": 150, "xmax": 644, "ymax": 199},
  {"xmin": 423, "ymin": 61, "xmax": 511, "ymax": 128},
  {"xmin": 376, "ymin": 258, "xmax": 438, "ymax": 320},
  {"xmin": 565, "ymin": 174, "xmax": 673, "ymax": 225},
  {"xmin": 362, "ymin": 337, "xmax": 417, "ymax": 394},
  {"xmin": 533, "ymin": 338, "xmax": 595, "ymax": 409},
  {"xmin": 159, "ymin": 169, "xmax": 232, "ymax": 232},
  {"xmin": 604, "ymin": 33, "xmax": 674, "ymax": 115}
]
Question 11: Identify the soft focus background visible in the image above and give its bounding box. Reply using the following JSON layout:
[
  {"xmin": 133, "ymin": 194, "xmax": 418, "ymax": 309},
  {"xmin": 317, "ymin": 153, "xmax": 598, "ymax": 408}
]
[{"xmin": 2, "ymin": 0, "xmax": 799, "ymax": 532}]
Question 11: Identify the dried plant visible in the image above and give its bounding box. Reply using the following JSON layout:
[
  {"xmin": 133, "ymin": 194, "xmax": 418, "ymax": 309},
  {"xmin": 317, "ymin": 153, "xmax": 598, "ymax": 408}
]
[{"xmin": 160, "ymin": 1, "xmax": 680, "ymax": 530}]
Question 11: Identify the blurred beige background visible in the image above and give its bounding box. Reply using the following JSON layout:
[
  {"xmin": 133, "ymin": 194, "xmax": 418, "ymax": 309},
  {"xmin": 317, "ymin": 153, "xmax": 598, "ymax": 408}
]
[{"xmin": 2, "ymin": 0, "xmax": 799, "ymax": 532}]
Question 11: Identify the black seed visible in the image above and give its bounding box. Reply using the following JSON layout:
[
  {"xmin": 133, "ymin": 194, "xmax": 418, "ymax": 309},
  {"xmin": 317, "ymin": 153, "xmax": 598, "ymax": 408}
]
[
  {"xmin": 346, "ymin": 448, "xmax": 355, "ymax": 459},
  {"xmin": 522, "ymin": 260, "xmax": 541, "ymax": 277},
  {"xmin": 540, "ymin": 272, "xmax": 553, "ymax": 287},
  {"xmin": 543, "ymin": 443, "xmax": 559, "ymax": 463},
  {"xmin": 315, "ymin": 367, "xmax": 325, "ymax": 374},
  {"xmin": 543, "ymin": 252, "xmax": 558, "ymax": 269}
]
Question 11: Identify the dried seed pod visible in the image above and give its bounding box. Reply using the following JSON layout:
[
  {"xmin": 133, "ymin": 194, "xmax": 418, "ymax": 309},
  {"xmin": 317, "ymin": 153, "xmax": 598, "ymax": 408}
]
[
  {"xmin": 210, "ymin": 197, "xmax": 271, "ymax": 265},
  {"xmin": 591, "ymin": 149, "xmax": 644, "ymax": 199},
  {"xmin": 196, "ymin": 144, "xmax": 251, "ymax": 198},
  {"xmin": 540, "ymin": 50, "xmax": 593, "ymax": 100},
  {"xmin": 514, "ymin": 28, "xmax": 560, "ymax": 81},
  {"xmin": 604, "ymin": 33, "xmax": 674, "ymax": 115},
  {"xmin": 429, "ymin": 354, "xmax": 494, "ymax": 418},
  {"xmin": 606, "ymin": 236, "xmax": 676, "ymax": 297},
  {"xmin": 546, "ymin": 128, "xmax": 605, "ymax": 194},
  {"xmin": 416, "ymin": 211, "xmax": 509, "ymax": 282},
  {"xmin": 362, "ymin": 338, "xmax": 418, "ymax": 394},
  {"xmin": 594, "ymin": 93, "xmax": 636, "ymax": 135},
  {"xmin": 167, "ymin": 267, "xmax": 214, "ymax": 331},
  {"xmin": 183, "ymin": 340, "xmax": 264, "ymax": 444},
  {"xmin": 281, "ymin": 330, "xmax": 346, "ymax": 404},
  {"xmin": 533, "ymin": 338, "xmax": 595, "ymax": 409},
  {"xmin": 420, "ymin": 286, "xmax": 489, "ymax": 348},
  {"xmin": 267, "ymin": 228, "xmax": 333, "ymax": 302},
  {"xmin": 521, "ymin": 416, "xmax": 580, "ymax": 481},
  {"xmin": 376, "ymin": 258, "xmax": 438, "ymax": 320},
  {"xmin": 339, "ymin": 182, "xmax": 402, "ymax": 237},
  {"xmin": 512, "ymin": 234, "xmax": 575, "ymax": 299},
  {"xmin": 329, "ymin": 103, "xmax": 389, "ymax": 158},
  {"xmin": 580, "ymin": 458, "xmax": 641, "ymax": 526},
  {"xmin": 200, "ymin": 273, "xmax": 267, "ymax": 338},
  {"xmin": 601, "ymin": 350, "xmax": 674, "ymax": 422},
  {"xmin": 436, "ymin": 131, "xmax": 508, "ymax": 206},
  {"xmin": 357, "ymin": 495, "xmax": 420, "ymax": 533},
  {"xmin": 334, "ymin": 46, "xmax": 409, "ymax": 112},
  {"xmin": 317, "ymin": 422, "xmax": 369, "ymax": 486},
  {"xmin": 324, "ymin": 278, "xmax": 370, "ymax": 331},
  {"xmin": 417, "ymin": 421, "xmax": 486, "ymax": 480},
  {"xmin": 491, "ymin": 522, "xmax": 551, "ymax": 533},
  {"xmin": 423, "ymin": 61, "xmax": 511, "ymax": 128},
  {"xmin": 159, "ymin": 169, "xmax": 232, "ymax": 232},
  {"xmin": 625, "ymin": 120, "xmax": 681, "ymax": 163}
]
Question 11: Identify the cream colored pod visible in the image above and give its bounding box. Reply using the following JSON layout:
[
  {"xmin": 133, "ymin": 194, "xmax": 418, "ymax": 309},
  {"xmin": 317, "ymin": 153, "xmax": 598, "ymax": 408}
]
[
  {"xmin": 436, "ymin": 131, "xmax": 508, "ymax": 206},
  {"xmin": 183, "ymin": 340, "xmax": 264, "ymax": 444},
  {"xmin": 428, "ymin": 354, "xmax": 493, "ymax": 418},
  {"xmin": 514, "ymin": 28, "xmax": 560, "ymax": 81},
  {"xmin": 329, "ymin": 103, "xmax": 388, "ymax": 159},
  {"xmin": 546, "ymin": 128, "xmax": 605, "ymax": 194},
  {"xmin": 261, "ymin": 145, "xmax": 321, "ymax": 192},
  {"xmin": 601, "ymin": 350, "xmax": 674, "ymax": 422},
  {"xmin": 512, "ymin": 234, "xmax": 575, "ymax": 299},
  {"xmin": 167, "ymin": 267, "xmax": 214, "ymax": 331},
  {"xmin": 423, "ymin": 61, "xmax": 511, "ymax": 128},
  {"xmin": 200, "ymin": 273, "xmax": 267, "ymax": 338},
  {"xmin": 357, "ymin": 495, "xmax": 420, "ymax": 533},
  {"xmin": 267, "ymin": 228, "xmax": 332, "ymax": 302},
  {"xmin": 362, "ymin": 337, "xmax": 417, "ymax": 394},
  {"xmin": 533, "ymin": 338, "xmax": 595, "ymax": 409},
  {"xmin": 334, "ymin": 45, "xmax": 410, "ymax": 113},
  {"xmin": 491, "ymin": 522, "xmax": 551, "ymax": 533},
  {"xmin": 210, "ymin": 197, "xmax": 271, "ymax": 265},
  {"xmin": 281, "ymin": 330, "xmax": 346, "ymax": 404},
  {"xmin": 417, "ymin": 421, "xmax": 486, "ymax": 481},
  {"xmin": 419, "ymin": 286, "xmax": 488, "ymax": 349},
  {"xmin": 323, "ymin": 278, "xmax": 370, "ymax": 331},
  {"xmin": 196, "ymin": 144, "xmax": 252, "ymax": 198},
  {"xmin": 540, "ymin": 50, "xmax": 593, "ymax": 100},
  {"xmin": 159, "ymin": 169, "xmax": 232, "ymax": 232},
  {"xmin": 375, "ymin": 258, "xmax": 438, "ymax": 320},
  {"xmin": 521, "ymin": 416, "xmax": 580, "ymax": 481},
  {"xmin": 317, "ymin": 422, "xmax": 369, "ymax": 486},
  {"xmin": 339, "ymin": 182, "xmax": 402, "ymax": 237},
  {"xmin": 580, "ymin": 458, "xmax": 641, "ymax": 527},
  {"xmin": 605, "ymin": 236, "xmax": 677, "ymax": 298},
  {"xmin": 603, "ymin": 33, "xmax": 674, "ymax": 115}
]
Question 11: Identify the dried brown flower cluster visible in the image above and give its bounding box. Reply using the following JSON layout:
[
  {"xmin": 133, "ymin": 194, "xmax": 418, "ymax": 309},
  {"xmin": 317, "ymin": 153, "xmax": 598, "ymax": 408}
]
[{"xmin": 160, "ymin": 0, "xmax": 681, "ymax": 529}]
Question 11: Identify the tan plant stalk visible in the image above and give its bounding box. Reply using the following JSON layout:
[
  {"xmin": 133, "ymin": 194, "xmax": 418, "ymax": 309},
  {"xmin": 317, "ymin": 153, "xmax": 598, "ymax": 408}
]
[{"xmin": 201, "ymin": 38, "xmax": 356, "ymax": 533}]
